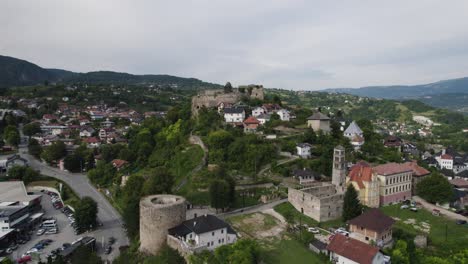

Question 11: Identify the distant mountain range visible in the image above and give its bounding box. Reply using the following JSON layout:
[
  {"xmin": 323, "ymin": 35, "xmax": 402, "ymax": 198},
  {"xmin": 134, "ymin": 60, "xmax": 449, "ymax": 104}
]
[
  {"xmin": 0, "ymin": 55, "xmax": 220, "ymax": 89},
  {"xmin": 324, "ymin": 78, "xmax": 468, "ymax": 113}
]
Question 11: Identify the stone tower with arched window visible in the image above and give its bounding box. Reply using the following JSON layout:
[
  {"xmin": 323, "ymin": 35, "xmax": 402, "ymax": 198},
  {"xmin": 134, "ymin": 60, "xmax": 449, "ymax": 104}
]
[{"xmin": 332, "ymin": 145, "xmax": 346, "ymax": 193}]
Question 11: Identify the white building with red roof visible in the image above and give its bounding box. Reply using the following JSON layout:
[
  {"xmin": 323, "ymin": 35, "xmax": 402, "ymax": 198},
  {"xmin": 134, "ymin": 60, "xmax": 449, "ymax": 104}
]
[
  {"xmin": 327, "ymin": 234, "xmax": 388, "ymax": 264},
  {"xmin": 437, "ymin": 153, "xmax": 454, "ymax": 170}
]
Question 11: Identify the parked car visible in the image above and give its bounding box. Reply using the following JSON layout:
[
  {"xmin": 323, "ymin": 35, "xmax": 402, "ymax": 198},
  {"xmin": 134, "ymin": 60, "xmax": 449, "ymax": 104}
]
[
  {"xmin": 36, "ymin": 229, "xmax": 46, "ymax": 236},
  {"xmin": 456, "ymin": 220, "xmax": 467, "ymax": 225},
  {"xmin": 410, "ymin": 207, "xmax": 418, "ymax": 212},
  {"xmin": 45, "ymin": 229, "xmax": 58, "ymax": 235},
  {"xmin": 307, "ymin": 227, "xmax": 320, "ymax": 234},
  {"xmin": 400, "ymin": 205, "xmax": 409, "ymax": 209},
  {"xmin": 105, "ymin": 246, "xmax": 112, "ymax": 255},
  {"xmin": 17, "ymin": 255, "xmax": 32, "ymax": 263}
]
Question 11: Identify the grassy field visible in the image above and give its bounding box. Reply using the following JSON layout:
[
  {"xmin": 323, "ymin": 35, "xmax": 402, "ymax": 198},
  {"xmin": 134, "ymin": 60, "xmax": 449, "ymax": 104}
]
[
  {"xmin": 381, "ymin": 205, "xmax": 468, "ymax": 254},
  {"xmin": 274, "ymin": 202, "xmax": 344, "ymax": 230},
  {"xmin": 168, "ymin": 145, "xmax": 204, "ymax": 185},
  {"xmin": 227, "ymin": 213, "xmax": 279, "ymax": 238},
  {"xmin": 261, "ymin": 238, "xmax": 329, "ymax": 264}
]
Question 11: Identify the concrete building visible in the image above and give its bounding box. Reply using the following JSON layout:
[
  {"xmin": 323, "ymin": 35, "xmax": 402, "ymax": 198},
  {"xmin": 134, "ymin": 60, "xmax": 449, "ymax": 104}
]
[
  {"xmin": 296, "ymin": 143, "xmax": 312, "ymax": 158},
  {"xmin": 306, "ymin": 112, "xmax": 330, "ymax": 133},
  {"xmin": 277, "ymin": 109, "xmax": 290, "ymax": 121},
  {"xmin": 168, "ymin": 214, "xmax": 237, "ymax": 252},
  {"xmin": 256, "ymin": 113, "xmax": 270, "ymax": 125},
  {"xmin": 374, "ymin": 163, "xmax": 412, "ymax": 206},
  {"xmin": 348, "ymin": 209, "xmax": 395, "ymax": 247},
  {"xmin": 139, "ymin": 194, "xmax": 186, "ymax": 255},
  {"xmin": 327, "ymin": 234, "xmax": 388, "ymax": 264},
  {"xmin": 223, "ymin": 108, "xmax": 245, "ymax": 123},
  {"xmin": 251, "ymin": 106, "xmax": 265, "ymax": 117},
  {"xmin": 292, "ymin": 168, "xmax": 322, "ymax": 186},
  {"xmin": 402, "ymin": 161, "xmax": 430, "ymax": 195},
  {"xmin": 347, "ymin": 162, "xmax": 380, "ymax": 208},
  {"xmin": 243, "ymin": 116, "xmax": 260, "ymax": 133}
]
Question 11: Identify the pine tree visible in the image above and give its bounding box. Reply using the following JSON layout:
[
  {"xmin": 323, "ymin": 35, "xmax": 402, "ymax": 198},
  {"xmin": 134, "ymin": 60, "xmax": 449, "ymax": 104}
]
[{"xmin": 342, "ymin": 185, "xmax": 363, "ymax": 221}]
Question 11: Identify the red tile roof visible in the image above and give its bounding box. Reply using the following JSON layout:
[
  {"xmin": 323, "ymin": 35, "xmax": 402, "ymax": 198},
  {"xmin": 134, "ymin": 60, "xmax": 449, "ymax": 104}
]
[
  {"xmin": 348, "ymin": 163, "xmax": 373, "ymax": 189},
  {"xmin": 373, "ymin": 163, "xmax": 412, "ymax": 176},
  {"xmin": 243, "ymin": 116, "xmax": 260, "ymax": 125},
  {"xmin": 327, "ymin": 234, "xmax": 380, "ymax": 264},
  {"xmin": 441, "ymin": 154, "xmax": 453, "ymax": 160},
  {"xmin": 449, "ymin": 179, "xmax": 468, "ymax": 188},
  {"xmin": 112, "ymin": 159, "xmax": 128, "ymax": 169},
  {"xmin": 348, "ymin": 208, "xmax": 395, "ymax": 233},
  {"xmin": 403, "ymin": 161, "xmax": 430, "ymax": 177},
  {"xmin": 84, "ymin": 137, "xmax": 100, "ymax": 143}
]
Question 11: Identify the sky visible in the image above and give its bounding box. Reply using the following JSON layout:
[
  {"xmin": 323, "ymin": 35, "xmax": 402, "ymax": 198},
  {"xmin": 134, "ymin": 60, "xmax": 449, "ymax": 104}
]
[{"xmin": 2, "ymin": 0, "xmax": 468, "ymax": 90}]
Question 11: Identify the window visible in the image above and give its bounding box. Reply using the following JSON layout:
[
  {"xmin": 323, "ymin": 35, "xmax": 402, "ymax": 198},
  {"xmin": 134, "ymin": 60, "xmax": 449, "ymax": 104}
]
[
  {"xmin": 211, "ymin": 242, "xmax": 214, "ymax": 246},
  {"xmin": 212, "ymin": 232, "xmax": 215, "ymax": 236},
  {"xmin": 365, "ymin": 237, "xmax": 369, "ymax": 241},
  {"xmin": 221, "ymin": 229, "xmax": 224, "ymax": 234},
  {"xmin": 207, "ymin": 243, "xmax": 210, "ymax": 247}
]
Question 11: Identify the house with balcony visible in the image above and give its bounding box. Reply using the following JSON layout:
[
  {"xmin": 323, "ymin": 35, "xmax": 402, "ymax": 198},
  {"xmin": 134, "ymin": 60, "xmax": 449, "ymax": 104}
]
[{"xmin": 348, "ymin": 208, "xmax": 395, "ymax": 247}]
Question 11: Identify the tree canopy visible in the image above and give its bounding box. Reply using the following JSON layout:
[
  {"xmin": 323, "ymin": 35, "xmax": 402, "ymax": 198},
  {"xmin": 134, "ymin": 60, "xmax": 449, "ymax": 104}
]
[
  {"xmin": 342, "ymin": 185, "xmax": 363, "ymax": 221},
  {"xmin": 417, "ymin": 173, "xmax": 454, "ymax": 204}
]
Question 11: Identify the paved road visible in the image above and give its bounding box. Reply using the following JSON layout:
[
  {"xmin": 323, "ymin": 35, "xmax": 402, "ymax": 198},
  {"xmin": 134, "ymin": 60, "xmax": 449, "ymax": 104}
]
[
  {"xmin": 413, "ymin": 196, "xmax": 468, "ymax": 221},
  {"xmin": 18, "ymin": 146, "xmax": 129, "ymax": 261}
]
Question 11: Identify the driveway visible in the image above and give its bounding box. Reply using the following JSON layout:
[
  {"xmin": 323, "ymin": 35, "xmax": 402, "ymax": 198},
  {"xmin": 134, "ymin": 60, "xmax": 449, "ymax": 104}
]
[{"xmin": 18, "ymin": 147, "xmax": 129, "ymax": 261}]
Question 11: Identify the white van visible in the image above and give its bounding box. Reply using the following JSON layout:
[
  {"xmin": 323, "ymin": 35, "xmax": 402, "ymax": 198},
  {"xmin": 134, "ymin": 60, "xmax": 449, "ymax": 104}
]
[{"xmin": 42, "ymin": 220, "xmax": 57, "ymax": 228}]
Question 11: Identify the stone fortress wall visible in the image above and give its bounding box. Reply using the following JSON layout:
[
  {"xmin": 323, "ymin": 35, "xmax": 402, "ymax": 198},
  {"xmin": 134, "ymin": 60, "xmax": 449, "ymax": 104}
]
[{"xmin": 191, "ymin": 85, "xmax": 264, "ymax": 115}]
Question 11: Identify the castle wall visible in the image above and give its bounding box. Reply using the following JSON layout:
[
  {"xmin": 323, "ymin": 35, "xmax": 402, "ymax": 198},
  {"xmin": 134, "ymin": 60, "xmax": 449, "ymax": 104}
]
[{"xmin": 288, "ymin": 185, "xmax": 343, "ymax": 222}]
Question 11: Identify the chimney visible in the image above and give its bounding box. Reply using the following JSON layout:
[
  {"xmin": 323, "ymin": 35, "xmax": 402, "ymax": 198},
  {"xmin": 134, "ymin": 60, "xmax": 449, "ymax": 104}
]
[{"xmin": 193, "ymin": 221, "xmax": 197, "ymax": 227}]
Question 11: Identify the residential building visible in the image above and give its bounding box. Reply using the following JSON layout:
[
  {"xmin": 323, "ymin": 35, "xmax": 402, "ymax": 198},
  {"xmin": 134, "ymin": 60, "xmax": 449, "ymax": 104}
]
[
  {"xmin": 383, "ymin": 136, "xmax": 402, "ymax": 150},
  {"xmin": 84, "ymin": 137, "xmax": 101, "ymax": 148},
  {"xmin": 292, "ymin": 168, "xmax": 322, "ymax": 186},
  {"xmin": 347, "ymin": 162, "xmax": 379, "ymax": 208},
  {"xmin": 0, "ymin": 155, "xmax": 28, "ymax": 175},
  {"xmin": 307, "ymin": 112, "xmax": 330, "ymax": 133},
  {"xmin": 112, "ymin": 159, "xmax": 129, "ymax": 171},
  {"xmin": 402, "ymin": 161, "xmax": 430, "ymax": 195},
  {"xmin": 223, "ymin": 108, "xmax": 245, "ymax": 123},
  {"xmin": 348, "ymin": 209, "xmax": 395, "ymax": 247},
  {"xmin": 256, "ymin": 113, "xmax": 271, "ymax": 125},
  {"xmin": 327, "ymin": 234, "xmax": 388, "ymax": 264},
  {"xmin": 79, "ymin": 127, "xmax": 95, "ymax": 138},
  {"xmin": 374, "ymin": 163, "xmax": 412, "ymax": 206},
  {"xmin": 296, "ymin": 143, "xmax": 312, "ymax": 158},
  {"xmin": 251, "ymin": 106, "xmax": 265, "ymax": 117},
  {"xmin": 168, "ymin": 214, "xmax": 237, "ymax": 251},
  {"xmin": 437, "ymin": 154, "xmax": 454, "ymax": 170},
  {"xmin": 277, "ymin": 109, "xmax": 290, "ymax": 121},
  {"xmin": 344, "ymin": 121, "xmax": 365, "ymax": 150},
  {"xmin": 243, "ymin": 116, "xmax": 260, "ymax": 133}
]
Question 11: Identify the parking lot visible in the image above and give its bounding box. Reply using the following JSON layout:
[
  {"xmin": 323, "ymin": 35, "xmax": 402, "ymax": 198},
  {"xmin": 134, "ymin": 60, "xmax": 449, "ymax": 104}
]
[{"xmin": 9, "ymin": 191, "xmax": 84, "ymax": 263}]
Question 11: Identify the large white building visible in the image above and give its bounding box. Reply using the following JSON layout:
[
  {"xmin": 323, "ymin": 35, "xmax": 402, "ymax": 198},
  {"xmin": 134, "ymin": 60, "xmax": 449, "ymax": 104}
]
[
  {"xmin": 168, "ymin": 214, "xmax": 237, "ymax": 251},
  {"xmin": 277, "ymin": 109, "xmax": 291, "ymax": 121},
  {"xmin": 223, "ymin": 108, "xmax": 245, "ymax": 123}
]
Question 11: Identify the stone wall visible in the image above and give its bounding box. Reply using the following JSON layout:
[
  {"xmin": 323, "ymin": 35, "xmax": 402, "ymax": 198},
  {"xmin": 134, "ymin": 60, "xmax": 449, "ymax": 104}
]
[
  {"xmin": 139, "ymin": 195, "xmax": 187, "ymax": 255},
  {"xmin": 288, "ymin": 185, "xmax": 343, "ymax": 222},
  {"xmin": 191, "ymin": 86, "xmax": 264, "ymax": 116}
]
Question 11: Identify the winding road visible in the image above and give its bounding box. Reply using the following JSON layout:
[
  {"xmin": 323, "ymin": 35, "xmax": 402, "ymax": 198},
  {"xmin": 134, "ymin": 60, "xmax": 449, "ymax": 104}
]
[{"xmin": 18, "ymin": 141, "xmax": 129, "ymax": 261}]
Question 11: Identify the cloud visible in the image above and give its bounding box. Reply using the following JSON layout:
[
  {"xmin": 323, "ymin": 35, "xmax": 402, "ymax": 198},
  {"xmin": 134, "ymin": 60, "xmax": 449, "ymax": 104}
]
[{"xmin": 1, "ymin": 0, "xmax": 468, "ymax": 89}]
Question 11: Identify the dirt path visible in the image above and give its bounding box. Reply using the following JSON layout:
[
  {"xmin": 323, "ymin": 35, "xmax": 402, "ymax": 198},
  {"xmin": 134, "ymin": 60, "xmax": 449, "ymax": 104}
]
[{"xmin": 175, "ymin": 134, "xmax": 208, "ymax": 191}]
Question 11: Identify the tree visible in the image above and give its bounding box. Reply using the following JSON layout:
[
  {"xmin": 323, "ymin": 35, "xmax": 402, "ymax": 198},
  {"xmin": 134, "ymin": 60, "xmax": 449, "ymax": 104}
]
[
  {"xmin": 209, "ymin": 179, "xmax": 234, "ymax": 212},
  {"xmin": 4, "ymin": 125, "xmax": 20, "ymax": 146},
  {"xmin": 417, "ymin": 172, "xmax": 454, "ymax": 204},
  {"xmin": 224, "ymin": 82, "xmax": 233, "ymax": 93},
  {"xmin": 75, "ymin": 197, "xmax": 98, "ymax": 233},
  {"xmin": 23, "ymin": 122, "xmax": 42, "ymax": 138},
  {"xmin": 28, "ymin": 138, "xmax": 43, "ymax": 158},
  {"xmin": 41, "ymin": 141, "xmax": 67, "ymax": 164},
  {"xmin": 7, "ymin": 166, "xmax": 39, "ymax": 184},
  {"xmin": 391, "ymin": 240, "xmax": 410, "ymax": 264},
  {"xmin": 64, "ymin": 154, "xmax": 84, "ymax": 173},
  {"xmin": 142, "ymin": 167, "xmax": 174, "ymax": 195},
  {"xmin": 69, "ymin": 245, "xmax": 103, "ymax": 264},
  {"xmin": 342, "ymin": 185, "xmax": 362, "ymax": 221}
]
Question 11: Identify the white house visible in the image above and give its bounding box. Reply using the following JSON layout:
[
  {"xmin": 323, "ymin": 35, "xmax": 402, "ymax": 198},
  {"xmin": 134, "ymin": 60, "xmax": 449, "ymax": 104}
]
[
  {"xmin": 223, "ymin": 108, "xmax": 245, "ymax": 123},
  {"xmin": 296, "ymin": 143, "xmax": 312, "ymax": 158},
  {"xmin": 436, "ymin": 154, "xmax": 454, "ymax": 170},
  {"xmin": 344, "ymin": 121, "xmax": 363, "ymax": 139},
  {"xmin": 252, "ymin": 107, "xmax": 265, "ymax": 117},
  {"xmin": 256, "ymin": 114, "xmax": 271, "ymax": 125},
  {"xmin": 79, "ymin": 127, "xmax": 95, "ymax": 138},
  {"xmin": 168, "ymin": 214, "xmax": 237, "ymax": 251},
  {"xmin": 277, "ymin": 109, "xmax": 290, "ymax": 121},
  {"xmin": 327, "ymin": 234, "xmax": 389, "ymax": 264}
]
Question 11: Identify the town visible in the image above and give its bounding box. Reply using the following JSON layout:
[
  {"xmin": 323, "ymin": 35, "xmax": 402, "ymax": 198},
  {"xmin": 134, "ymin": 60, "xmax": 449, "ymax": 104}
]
[{"xmin": 0, "ymin": 79, "xmax": 466, "ymax": 264}]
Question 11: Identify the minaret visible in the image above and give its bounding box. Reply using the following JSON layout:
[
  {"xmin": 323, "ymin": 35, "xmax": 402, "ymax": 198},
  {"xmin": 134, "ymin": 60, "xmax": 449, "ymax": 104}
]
[{"xmin": 332, "ymin": 145, "xmax": 346, "ymax": 193}]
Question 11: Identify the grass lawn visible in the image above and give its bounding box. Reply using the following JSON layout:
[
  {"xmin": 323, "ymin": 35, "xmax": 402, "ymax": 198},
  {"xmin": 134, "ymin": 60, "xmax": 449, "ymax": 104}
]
[
  {"xmin": 381, "ymin": 205, "xmax": 468, "ymax": 254},
  {"xmin": 168, "ymin": 145, "xmax": 204, "ymax": 185},
  {"xmin": 274, "ymin": 202, "xmax": 345, "ymax": 230},
  {"xmin": 27, "ymin": 178, "xmax": 81, "ymax": 208},
  {"xmin": 261, "ymin": 238, "xmax": 328, "ymax": 264},
  {"xmin": 227, "ymin": 213, "xmax": 278, "ymax": 237}
]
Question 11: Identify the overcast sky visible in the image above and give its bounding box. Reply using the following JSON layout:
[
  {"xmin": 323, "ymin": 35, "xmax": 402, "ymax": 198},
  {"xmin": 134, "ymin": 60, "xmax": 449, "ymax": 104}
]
[{"xmin": 2, "ymin": 0, "xmax": 468, "ymax": 90}]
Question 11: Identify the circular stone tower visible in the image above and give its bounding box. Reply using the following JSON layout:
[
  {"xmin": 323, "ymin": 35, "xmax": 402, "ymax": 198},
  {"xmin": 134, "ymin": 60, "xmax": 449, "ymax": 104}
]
[{"xmin": 139, "ymin": 194, "xmax": 186, "ymax": 254}]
